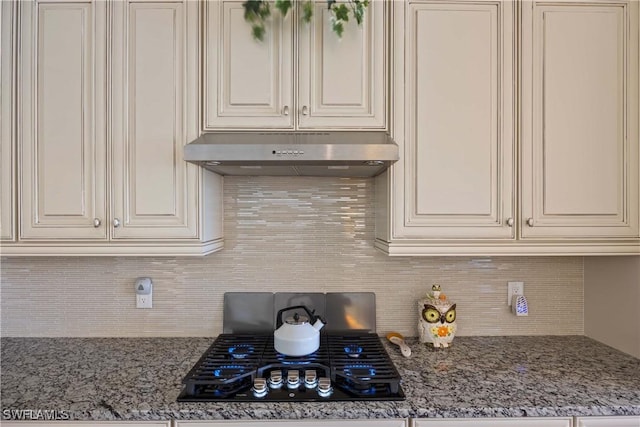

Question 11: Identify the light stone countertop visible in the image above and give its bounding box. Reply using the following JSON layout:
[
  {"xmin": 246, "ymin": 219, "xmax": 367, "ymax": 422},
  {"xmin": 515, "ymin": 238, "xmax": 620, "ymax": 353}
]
[{"xmin": 1, "ymin": 336, "xmax": 639, "ymax": 421}]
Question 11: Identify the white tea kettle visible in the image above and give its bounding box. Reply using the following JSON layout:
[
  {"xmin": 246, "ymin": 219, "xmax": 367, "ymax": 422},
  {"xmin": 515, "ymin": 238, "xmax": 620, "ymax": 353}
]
[{"xmin": 274, "ymin": 305, "xmax": 326, "ymax": 356}]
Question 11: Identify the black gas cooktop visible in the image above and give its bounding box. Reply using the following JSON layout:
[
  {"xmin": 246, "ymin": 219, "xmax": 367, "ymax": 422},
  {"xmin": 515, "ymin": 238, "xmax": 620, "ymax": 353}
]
[{"xmin": 178, "ymin": 332, "xmax": 405, "ymax": 402}]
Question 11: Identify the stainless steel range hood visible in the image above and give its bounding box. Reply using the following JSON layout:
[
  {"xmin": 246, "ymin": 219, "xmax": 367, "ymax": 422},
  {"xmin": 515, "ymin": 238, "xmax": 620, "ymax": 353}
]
[{"xmin": 183, "ymin": 132, "xmax": 398, "ymax": 177}]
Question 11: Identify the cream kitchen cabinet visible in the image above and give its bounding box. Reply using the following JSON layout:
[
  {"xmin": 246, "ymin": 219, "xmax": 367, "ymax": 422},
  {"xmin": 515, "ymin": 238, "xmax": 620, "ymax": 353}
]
[
  {"xmin": 378, "ymin": 0, "xmax": 516, "ymax": 242},
  {"xmin": 576, "ymin": 416, "xmax": 640, "ymax": 427},
  {"xmin": 0, "ymin": 0, "xmax": 16, "ymax": 242},
  {"xmin": 175, "ymin": 420, "xmax": 407, "ymax": 427},
  {"xmin": 412, "ymin": 418, "xmax": 573, "ymax": 427},
  {"xmin": 520, "ymin": 0, "xmax": 639, "ymax": 240},
  {"xmin": 1, "ymin": 423, "xmax": 170, "ymax": 427},
  {"xmin": 16, "ymin": 0, "xmax": 108, "ymax": 241},
  {"xmin": 3, "ymin": 0, "xmax": 222, "ymax": 256},
  {"xmin": 203, "ymin": 0, "xmax": 387, "ymax": 130},
  {"xmin": 376, "ymin": 0, "xmax": 640, "ymax": 256}
]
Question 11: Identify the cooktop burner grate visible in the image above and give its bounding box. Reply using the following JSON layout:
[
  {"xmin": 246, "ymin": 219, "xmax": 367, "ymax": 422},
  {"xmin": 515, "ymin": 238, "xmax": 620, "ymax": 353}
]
[{"xmin": 178, "ymin": 332, "xmax": 404, "ymax": 402}]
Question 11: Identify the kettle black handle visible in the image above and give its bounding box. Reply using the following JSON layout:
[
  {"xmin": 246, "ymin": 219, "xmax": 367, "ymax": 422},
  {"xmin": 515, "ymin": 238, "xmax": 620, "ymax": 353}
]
[{"xmin": 276, "ymin": 305, "xmax": 322, "ymax": 328}]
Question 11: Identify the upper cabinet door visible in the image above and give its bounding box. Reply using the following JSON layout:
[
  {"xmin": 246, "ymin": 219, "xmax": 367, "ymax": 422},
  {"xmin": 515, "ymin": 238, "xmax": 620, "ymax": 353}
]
[
  {"xmin": 111, "ymin": 0, "xmax": 199, "ymax": 240},
  {"xmin": 1, "ymin": 0, "xmax": 16, "ymax": 241},
  {"xmin": 521, "ymin": 0, "xmax": 640, "ymax": 239},
  {"xmin": 297, "ymin": 0, "xmax": 387, "ymax": 129},
  {"xmin": 18, "ymin": 0, "xmax": 107, "ymax": 240},
  {"xmin": 204, "ymin": 0, "xmax": 294, "ymax": 130},
  {"xmin": 395, "ymin": 0, "xmax": 515, "ymax": 239}
]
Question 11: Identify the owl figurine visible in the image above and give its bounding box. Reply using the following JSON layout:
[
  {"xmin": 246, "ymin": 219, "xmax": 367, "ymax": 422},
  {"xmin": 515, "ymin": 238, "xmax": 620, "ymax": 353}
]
[{"xmin": 418, "ymin": 285, "xmax": 457, "ymax": 348}]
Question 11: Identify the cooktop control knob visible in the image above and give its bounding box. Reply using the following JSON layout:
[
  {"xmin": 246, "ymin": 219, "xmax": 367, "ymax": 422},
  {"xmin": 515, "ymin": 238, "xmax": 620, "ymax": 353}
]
[
  {"xmin": 252, "ymin": 378, "xmax": 268, "ymax": 398},
  {"xmin": 269, "ymin": 370, "xmax": 283, "ymax": 389},
  {"xmin": 317, "ymin": 377, "xmax": 333, "ymax": 397},
  {"xmin": 304, "ymin": 370, "xmax": 318, "ymax": 389},
  {"xmin": 287, "ymin": 370, "xmax": 300, "ymax": 389}
]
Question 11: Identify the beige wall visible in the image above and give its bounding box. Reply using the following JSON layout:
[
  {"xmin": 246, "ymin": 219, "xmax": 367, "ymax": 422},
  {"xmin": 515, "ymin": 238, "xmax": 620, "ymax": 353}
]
[
  {"xmin": 584, "ymin": 257, "xmax": 640, "ymax": 358},
  {"xmin": 0, "ymin": 177, "xmax": 584, "ymax": 337}
]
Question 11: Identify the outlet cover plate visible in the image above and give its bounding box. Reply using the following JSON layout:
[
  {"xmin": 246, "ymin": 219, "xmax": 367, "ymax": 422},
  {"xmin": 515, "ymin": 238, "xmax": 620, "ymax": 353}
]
[
  {"xmin": 136, "ymin": 293, "xmax": 152, "ymax": 309},
  {"xmin": 508, "ymin": 281, "xmax": 524, "ymax": 306}
]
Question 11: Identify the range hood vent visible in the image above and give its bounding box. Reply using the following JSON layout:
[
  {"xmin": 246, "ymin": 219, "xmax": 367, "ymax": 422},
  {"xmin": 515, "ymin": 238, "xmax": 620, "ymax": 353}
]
[{"xmin": 184, "ymin": 132, "xmax": 398, "ymax": 177}]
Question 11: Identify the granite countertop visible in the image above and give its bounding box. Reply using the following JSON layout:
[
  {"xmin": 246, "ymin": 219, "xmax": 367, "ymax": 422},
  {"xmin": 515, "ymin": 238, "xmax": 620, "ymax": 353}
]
[{"xmin": 1, "ymin": 336, "xmax": 639, "ymax": 421}]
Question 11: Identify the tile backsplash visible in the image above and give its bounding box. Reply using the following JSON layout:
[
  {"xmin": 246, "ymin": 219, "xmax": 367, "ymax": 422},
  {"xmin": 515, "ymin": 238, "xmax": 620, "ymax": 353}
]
[{"xmin": 0, "ymin": 177, "xmax": 583, "ymax": 337}]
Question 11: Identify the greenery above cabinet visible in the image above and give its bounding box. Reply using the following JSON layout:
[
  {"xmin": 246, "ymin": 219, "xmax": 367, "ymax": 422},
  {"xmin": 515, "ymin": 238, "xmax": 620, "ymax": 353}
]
[
  {"xmin": 204, "ymin": 0, "xmax": 387, "ymax": 130},
  {"xmin": 242, "ymin": 0, "xmax": 371, "ymax": 40}
]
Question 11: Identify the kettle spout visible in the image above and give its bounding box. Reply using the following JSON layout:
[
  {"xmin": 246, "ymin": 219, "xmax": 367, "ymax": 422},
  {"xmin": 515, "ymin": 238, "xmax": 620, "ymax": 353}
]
[{"xmin": 312, "ymin": 318, "xmax": 325, "ymax": 331}]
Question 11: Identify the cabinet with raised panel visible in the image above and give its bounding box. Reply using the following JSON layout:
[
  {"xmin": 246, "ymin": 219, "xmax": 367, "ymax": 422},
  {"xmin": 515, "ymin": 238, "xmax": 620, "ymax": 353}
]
[
  {"xmin": 1, "ymin": 422, "xmax": 170, "ymax": 427},
  {"xmin": 383, "ymin": 0, "xmax": 516, "ymax": 241},
  {"xmin": 413, "ymin": 418, "xmax": 573, "ymax": 427},
  {"xmin": 17, "ymin": 0, "xmax": 108, "ymax": 240},
  {"xmin": 576, "ymin": 416, "xmax": 640, "ymax": 427},
  {"xmin": 520, "ymin": 0, "xmax": 639, "ymax": 240},
  {"xmin": 110, "ymin": 0, "xmax": 203, "ymax": 241},
  {"xmin": 174, "ymin": 420, "xmax": 407, "ymax": 427},
  {"xmin": 4, "ymin": 0, "xmax": 222, "ymax": 256},
  {"xmin": 203, "ymin": 0, "xmax": 386, "ymax": 130},
  {"xmin": 376, "ymin": 0, "xmax": 640, "ymax": 256},
  {"xmin": 0, "ymin": 0, "xmax": 16, "ymax": 242}
]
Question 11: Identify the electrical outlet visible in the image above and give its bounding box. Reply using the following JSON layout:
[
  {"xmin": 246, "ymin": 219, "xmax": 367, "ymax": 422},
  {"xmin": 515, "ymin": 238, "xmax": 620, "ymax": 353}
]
[
  {"xmin": 508, "ymin": 281, "xmax": 524, "ymax": 306},
  {"xmin": 136, "ymin": 293, "xmax": 152, "ymax": 309},
  {"xmin": 134, "ymin": 277, "xmax": 153, "ymax": 309}
]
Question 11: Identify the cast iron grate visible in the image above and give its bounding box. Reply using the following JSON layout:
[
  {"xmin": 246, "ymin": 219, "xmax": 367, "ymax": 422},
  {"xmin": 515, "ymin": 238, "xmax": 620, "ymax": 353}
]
[{"xmin": 178, "ymin": 332, "xmax": 404, "ymax": 401}]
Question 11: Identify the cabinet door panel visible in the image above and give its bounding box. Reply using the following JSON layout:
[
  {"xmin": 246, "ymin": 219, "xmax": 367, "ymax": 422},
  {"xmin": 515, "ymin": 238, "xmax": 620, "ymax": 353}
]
[
  {"xmin": 175, "ymin": 420, "xmax": 407, "ymax": 427},
  {"xmin": 396, "ymin": 1, "xmax": 514, "ymax": 239},
  {"xmin": 577, "ymin": 416, "xmax": 640, "ymax": 427},
  {"xmin": 413, "ymin": 418, "xmax": 572, "ymax": 427},
  {"xmin": 298, "ymin": 0, "xmax": 386, "ymax": 129},
  {"xmin": 19, "ymin": 1, "xmax": 107, "ymax": 240},
  {"xmin": 204, "ymin": 0, "xmax": 293, "ymax": 129},
  {"xmin": 111, "ymin": 1, "xmax": 198, "ymax": 239},
  {"xmin": 1, "ymin": 423, "xmax": 170, "ymax": 427},
  {"xmin": 521, "ymin": 1, "xmax": 639, "ymax": 238},
  {"xmin": 1, "ymin": 0, "xmax": 16, "ymax": 241}
]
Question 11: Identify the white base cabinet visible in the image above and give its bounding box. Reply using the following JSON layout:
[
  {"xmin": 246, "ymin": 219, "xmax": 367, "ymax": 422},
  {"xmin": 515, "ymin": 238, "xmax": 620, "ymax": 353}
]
[
  {"xmin": 0, "ymin": 423, "xmax": 170, "ymax": 427},
  {"xmin": 2, "ymin": 418, "xmax": 638, "ymax": 427},
  {"xmin": 576, "ymin": 416, "xmax": 640, "ymax": 427},
  {"xmin": 413, "ymin": 418, "xmax": 573, "ymax": 427},
  {"xmin": 175, "ymin": 421, "xmax": 407, "ymax": 427}
]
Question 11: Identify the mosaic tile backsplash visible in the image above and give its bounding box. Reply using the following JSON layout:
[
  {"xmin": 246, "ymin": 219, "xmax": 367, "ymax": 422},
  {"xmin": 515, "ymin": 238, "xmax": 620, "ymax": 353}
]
[{"xmin": 0, "ymin": 177, "xmax": 584, "ymax": 337}]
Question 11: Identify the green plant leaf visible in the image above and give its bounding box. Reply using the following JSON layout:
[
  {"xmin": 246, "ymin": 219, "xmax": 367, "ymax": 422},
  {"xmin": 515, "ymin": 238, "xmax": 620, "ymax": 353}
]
[
  {"xmin": 302, "ymin": 1, "xmax": 314, "ymax": 23},
  {"xmin": 331, "ymin": 19, "xmax": 344, "ymax": 37},
  {"xmin": 258, "ymin": 2, "xmax": 270, "ymax": 19},
  {"xmin": 252, "ymin": 23, "xmax": 266, "ymax": 41},
  {"xmin": 351, "ymin": 0, "xmax": 365, "ymax": 25},
  {"xmin": 243, "ymin": 0, "xmax": 369, "ymax": 41},
  {"xmin": 243, "ymin": 0, "xmax": 270, "ymax": 22},
  {"xmin": 243, "ymin": 0, "xmax": 261, "ymax": 21},
  {"xmin": 334, "ymin": 4, "xmax": 349, "ymax": 22},
  {"xmin": 274, "ymin": 0, "xmax": 292, "ymax": 17},
  {"xmin": 243, "ymin": 0, "xmax": 271, "ymax": 40}
]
